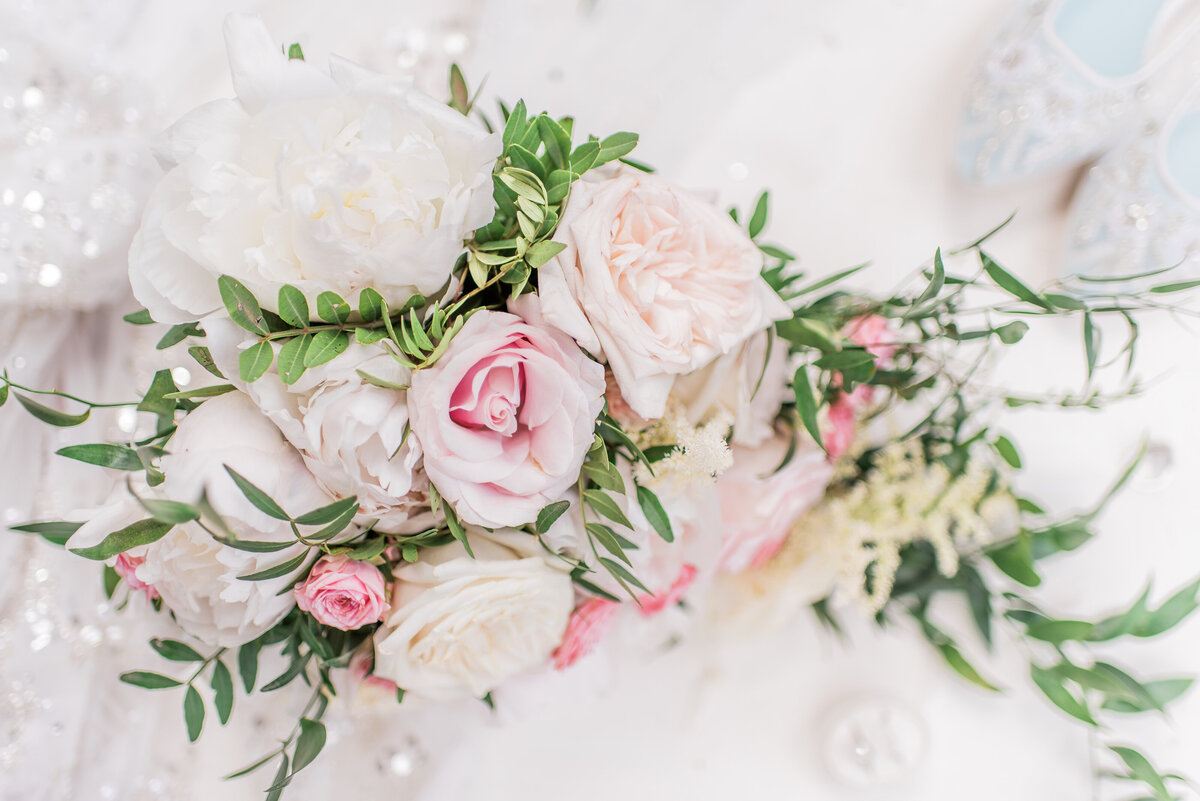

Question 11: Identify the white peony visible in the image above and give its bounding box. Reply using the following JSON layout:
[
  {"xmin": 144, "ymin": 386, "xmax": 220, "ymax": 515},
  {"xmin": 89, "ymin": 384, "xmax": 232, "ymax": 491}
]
[
  {"xmin": 129, "ymin": 14, "xmax": 500, "ymax": 325},
  {"xmin": 373, "ymin": 528, "xmax": 573, "ymax": 700},
  {"xmin": 70, "ymin": 393, "xmax": 337, "ymax": 647},
  {"xmin": 206, "ymin": 317, "xmax": 435, "ymax": 534},
  {"xmin": 537, "ymin": 168, "xmax": 791, "ymax": 419}
]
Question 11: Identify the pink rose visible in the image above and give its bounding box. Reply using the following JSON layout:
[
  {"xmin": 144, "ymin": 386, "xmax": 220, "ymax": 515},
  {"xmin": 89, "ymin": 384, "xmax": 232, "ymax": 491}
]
[
  {"xmin": 823, "ymin": 394, "xmax": 859, "ymax": 461},
  {"xmin": 845, "ymin": 314, "xmax": 896, "ymax": 361},
  {"xmin": 538, "ymin": 168, "xmax": 791, "ymax": 419},
  {"xmin": 114, "ymin": 553, "xmax": 159, "ymax": 601},
  {"xmin": 716, "ymin": 435, "xmax": 833, "ymax": 573},
  {"xmin": 637, "ymin": 564, "xmax": 698, "ymax": 616},
  {"xmin": 294, "ymin": 555, "xmax": 389, "ymax": 631},
  {"xmin": 553, "ymin": 598, "xmax": 619, "ymax": 670},
  {"xmin": 409, "ymin": 309, "xmax": 606, "ymax": 528}
]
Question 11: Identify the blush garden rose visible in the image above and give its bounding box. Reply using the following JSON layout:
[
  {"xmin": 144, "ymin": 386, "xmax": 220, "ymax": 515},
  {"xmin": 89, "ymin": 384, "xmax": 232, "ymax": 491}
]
[
  {"xmin": 408, "ymin": 308, "xmax": 606, "ymax": 528},
  {"xmin": 537, "ymin": 168, "xmax": 792, "ymax": 419}
]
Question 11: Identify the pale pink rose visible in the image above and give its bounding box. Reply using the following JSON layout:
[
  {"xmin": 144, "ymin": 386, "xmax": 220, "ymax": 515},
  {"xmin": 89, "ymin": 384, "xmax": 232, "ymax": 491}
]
[
  {"xmin": 823, "ymin": 394, "xmax": 859, "ymax": 461},
  {"xmin": 845, "ymin": 314, "xmax": 896, "ymax": 362},
  {"xmin": 538, "ymin": 168, "xmax": 792, "ymax": 419},
  {"xmin": 638, "ymin": 564, "xmax": 698, "ymax": 616},
  {"xmin": 114, "ymin": 553, "xmax": 159, "ymax": 601},
  {"xmin": 409, "ymin": 309, "xmax": 606, "ymax": 528},
  {"xmin": 349, "ymin": 650, "xmax": 400, "ymax": 692},
  {"xmin": 294, "ymin": 555, "xmax": 389, "ymax": 631},
  {"xmin": 553, "ymin": 598, "xmax": 619, "ymax": 670},
  {"xmin": 716, "ymin": 435, "xmax": 833, "ymax": 573}
]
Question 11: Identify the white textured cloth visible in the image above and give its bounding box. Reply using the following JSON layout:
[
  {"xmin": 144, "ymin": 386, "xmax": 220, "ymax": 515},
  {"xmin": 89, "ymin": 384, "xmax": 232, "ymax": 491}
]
[{"xmin": 2, "ymin": 1, "xmax": 1198, "ymax": 800}]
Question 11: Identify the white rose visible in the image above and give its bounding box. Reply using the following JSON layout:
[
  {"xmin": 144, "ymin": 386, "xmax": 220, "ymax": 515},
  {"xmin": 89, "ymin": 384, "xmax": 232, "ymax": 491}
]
[
  {"xmin": 537, "ymin": 168, "xmax": 791, "ymax": 419},
  {"xmin": 206, "ymin": 317, "xmax": 435, "ymax": 534},
  {"xmin": 129, "ymin": 14, "xmax": 500, "ymax": 324},
  {"xmin": 70, "ymin": 393, "xmax": 336, "ymax": 647},
  {"xmin": 542, "ymin": 462, "xmax": 723, "ymax": 604},
  {"xmin": 373, "ymin": 528, "xmax": 573, "ymax": 700},
  {"xmin": 669, "ymin": 330, "xmax": 790, "ymax": 447}
]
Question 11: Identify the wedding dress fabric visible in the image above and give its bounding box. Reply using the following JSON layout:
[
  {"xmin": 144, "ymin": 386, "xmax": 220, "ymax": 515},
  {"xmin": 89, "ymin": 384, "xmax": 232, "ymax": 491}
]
[{"xmin": 3, "ymin": 1, "xmax": 1199, "ymax": 800}]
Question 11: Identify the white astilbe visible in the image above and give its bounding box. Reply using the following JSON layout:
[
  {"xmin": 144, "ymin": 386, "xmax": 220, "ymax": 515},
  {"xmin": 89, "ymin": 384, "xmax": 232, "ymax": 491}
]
[
  {"xmin": 731, "ymin": 441, "xmax": 1010, "ymax": 617},
  {"xmin": 631, "ymin": 405, "xmax": 733, "ymax": 489}
]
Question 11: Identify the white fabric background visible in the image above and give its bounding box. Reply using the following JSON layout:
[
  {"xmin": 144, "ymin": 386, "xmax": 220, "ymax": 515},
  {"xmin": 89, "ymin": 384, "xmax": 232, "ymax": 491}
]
[{"xmin": 1, "ymin": 1, "xmax": 1198, "ymax": 799}]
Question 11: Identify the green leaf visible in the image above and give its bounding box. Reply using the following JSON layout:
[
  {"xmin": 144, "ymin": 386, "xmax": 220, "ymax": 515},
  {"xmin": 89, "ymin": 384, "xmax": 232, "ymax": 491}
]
[
  {"xmin": 1044, "ymin": 292, "xmax": 1087, "ymax": 311},
  {"xmin": 961, "ymin": 566, "xmax": 992, "ymax": 646},
  {"xmin": 536, "ymin": 115, "xmax": 571, "ymax": 169},
  {"xmin": 598, "ymin": 556, "xmax": 650, "ymax": 594},
  {"xmin": 157, "ymin": 322, "xmax": 204, "ymax": 350},
  {"xmin": 587, "ymin": 522, "xmax": 632, "ymax": 565},
  {"xmin": 443, "ymin": 502, "xmax": 473, "ymax": 558},
  {"xmin": 1135, "ymin": 578, "xmax": 1200, "ymax": 638},
  {"xmin": 748, "ymin": 191, "xmax": 769, "ymax": 238},
  {"xmin": 292, "ymin": 719, "xmax": 327, "ymax": 774},
  {"xmin": 988, "ymin": 533, "xmax": 1041, "ymax": 587},
  {"xmin": 137, "ymin": 369, "xmax": 179, "ymax": 427},
  {"xmin": 304, "ymin": 330, "xmax": 349, "ymax": 368},
  {"xmin": 596, "ymin": 132, "xmax": 639, "ymax": 165},
  {"xmin": 937, "ymin": 642, "xmax": 1000, "ymax": 691},
  {"xmin": 994, "ymin": 320, "xmax": 1029, "ymax": 344},
  {"xmin": 224, "ymin": 466, "xmax": 291, "ymax": 521},
  {"xmin": 210, "ymin": 660, "xmax": 234, "ymax": 725},
  {"xmin": 287, "ymin": 42, "xmax": 304, "ymax": 60},
  {"xmin": 9, "ymin": 520, "xmax": 82, "ymax": 546},
  {"xmin": 316, "ymin": 291, "xmax": 350, "ymax": 324},
  {"xmin": 15, "ymin": 393, "xmax": 90, "ymax": 427},
  {"xmin": 277, "ymin": 285, "xmax": 310, "ymax": 328},
  {"xmin": 163, "ymin": 384, "xmax": 236, "ymax": 400},
  {"xmin": 1090, "ymin": 584, "xmax": 1152, "ymax": 641},
  {"xmin": 583, "ymin": 489, "xmax": 633, "ymax": 529},
  {"xmin": 294, "ymin": 496, "xmax": 360, "ymax": 526},
  {"xmin": 103, "ymin": 565, "xmax": 120, "ymax": 598},
  {"xmin": 55, "ymin": 443, "xmax": 143, "ymax": 471},
  {"xmin": 1148, "ymin": 278, "xmax": 1200, "ymax": 294},
  {"xmin": 136, "ymin": 498, "xmax": 199, "ymax": 525},
  {"xmin": 264, "ymin": 754, "xmax": 291, "ymax": 801},
  {"xmin": 582, "ymin": 460, "xmax": 625, "ymax": 493},
  {"xmin": 1083, "ymin": 311, "xmax": 1099, "ymax": 380},
  {"xmin": 525, "ymin": 240, "xmax": 567, "ymax": 269},
  {"xmin": 981, "ymin": 252, "xmax": 1052, "ymax": 310},
  {"xmin": 358, "ymin": 288, "xmax": 385, "ymax": 323},
  {"xmin": 183, "ymin": 685, "xmax": 205, "ymax": 742},
  {"xmin": 786, "ymin": 263, "xmax": 869, "ymax": 298},
  {"xmin": 1025, "ymin": 619, "xmax": 1095, "ymax": 644},
  {"xmin": 238, "ymin": 340, "xmax": 274, "ymax": 383},
  {"xmin": 70, "ymin": 518, "xmax": 172, "ymax": 560},
  {"xmin": 1109, "ymin": 746, "xmax": 1173, "ymax": 801},
  {"xmin": 1102, "ymin": 678, "xmax": 1194, "ymax": 714},
  {"xmin": 0, "ymin": 382, "xmax": 7, "ymax": 408},
  {"xmin": 569, "ymin": 140, "xmax": 600, "ymax": 173},
  {"xmin": 150, "ymin": 638, "xmax": 204, "ymax": 662},
  {"xmin": 213, "ymin": 536, "xmax": 295, "ymax": 553},
  {"xmin": 535, "ymin": 500, "xmax": 570, "ymax": 534},
  {"xmin": 218, "ymin": 275, "xmax": 268, "ymax": 335},
  {"xmin": 636, "ymin": 485, "xmax": 674, "ymax": 543},
  {"xmin": 307, "ymin": 502, "xmax": 359, "ymax": 542},
  {"xmin": 1031, "ymin": 663, "xmax": 1097, "ymax": 726},
  {"xmin": 449, "ymin": 63, "xmax": 469, "ymax": 114},
  {"xmin": 123, "ymin": 309, "xmax": 155, "ymax": 325},
  {"xmin": 992, "ymin": 436, "xmax": 1021, "ymax": 469},
  {"xmin": 276, "ymin": 334, "xmax": 311, "ymax": 386},
  {"xmin": 238, "ymin": 640, "xmax": 261, "ymax": 693},
  {"xmin": 120, "ymin": 670, "xmax": 183, "ymax": 690},
  {"xmin": 792, "ymin": 365, "xmax": 826, "ymax": 452},
  {"xmin": 237, "ymin": 550, "xmax": 308, "ymax": 582},
  {"xmin": 916, "ymin": 248, "xmax": 945, "ymax": 304}
]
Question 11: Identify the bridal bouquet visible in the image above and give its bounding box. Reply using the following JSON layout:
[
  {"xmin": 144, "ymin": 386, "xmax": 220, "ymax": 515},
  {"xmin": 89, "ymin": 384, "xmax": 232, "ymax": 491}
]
[{"xmin": 6, "ymin": 15, "xmax": 1198, "ymax": 800}]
